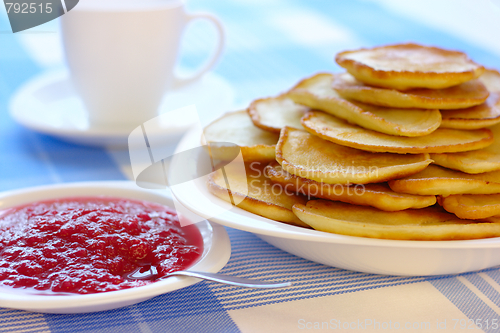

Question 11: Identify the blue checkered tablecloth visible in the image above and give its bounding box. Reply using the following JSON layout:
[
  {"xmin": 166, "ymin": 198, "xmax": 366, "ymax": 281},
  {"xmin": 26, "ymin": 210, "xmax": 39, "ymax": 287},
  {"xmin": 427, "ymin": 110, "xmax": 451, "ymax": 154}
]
[{"xmin": 2, "ymin": 0, "xmax": 500, "ymax": 332}]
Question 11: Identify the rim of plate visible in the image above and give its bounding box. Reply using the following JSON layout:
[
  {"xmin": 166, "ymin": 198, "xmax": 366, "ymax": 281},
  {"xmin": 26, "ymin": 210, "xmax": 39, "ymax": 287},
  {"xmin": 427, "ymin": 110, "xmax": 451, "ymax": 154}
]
[
  {"xmin": 0, "ymin": 181, "xmax": 231, "ymax": 313},
  {"xmin": 172, "ymin": 126, "xmax": 500, "ymax": 250}
]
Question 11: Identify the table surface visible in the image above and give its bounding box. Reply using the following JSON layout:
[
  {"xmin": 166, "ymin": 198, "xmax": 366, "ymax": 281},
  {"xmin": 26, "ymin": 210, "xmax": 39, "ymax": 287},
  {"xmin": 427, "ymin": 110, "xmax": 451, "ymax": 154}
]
[{"xmin": 2, "ymin": 1, "xmax": 500, "ymax": 332}]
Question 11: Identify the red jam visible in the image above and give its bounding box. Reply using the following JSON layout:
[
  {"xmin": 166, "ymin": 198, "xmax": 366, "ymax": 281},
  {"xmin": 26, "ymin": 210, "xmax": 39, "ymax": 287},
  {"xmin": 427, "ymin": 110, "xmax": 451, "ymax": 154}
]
[{"xmin": 0, "ymin": 197, "xmax": 203, "ymax": 294}]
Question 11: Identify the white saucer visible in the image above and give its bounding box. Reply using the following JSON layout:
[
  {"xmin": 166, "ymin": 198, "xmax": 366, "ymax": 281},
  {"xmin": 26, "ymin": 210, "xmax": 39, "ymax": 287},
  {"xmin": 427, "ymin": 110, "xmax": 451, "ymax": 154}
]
[{"xmin": 9, "ymin": 71, "xmax": 235, "ymax": 148}]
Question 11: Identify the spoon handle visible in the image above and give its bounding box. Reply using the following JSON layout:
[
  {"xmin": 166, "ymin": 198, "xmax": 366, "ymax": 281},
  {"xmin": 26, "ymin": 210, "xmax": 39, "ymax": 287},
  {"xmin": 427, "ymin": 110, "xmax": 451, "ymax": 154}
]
[{"xmin": 167, "ymin": 271, "xmax": 292, "ymax": 289}]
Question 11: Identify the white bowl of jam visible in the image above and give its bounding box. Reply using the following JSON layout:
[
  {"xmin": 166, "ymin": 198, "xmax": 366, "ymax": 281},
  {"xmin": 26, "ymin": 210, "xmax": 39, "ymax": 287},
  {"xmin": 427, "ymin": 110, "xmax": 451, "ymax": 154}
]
[{"xmin": 0, "ymin": 181, "xmax": 230, "ymax": 313}]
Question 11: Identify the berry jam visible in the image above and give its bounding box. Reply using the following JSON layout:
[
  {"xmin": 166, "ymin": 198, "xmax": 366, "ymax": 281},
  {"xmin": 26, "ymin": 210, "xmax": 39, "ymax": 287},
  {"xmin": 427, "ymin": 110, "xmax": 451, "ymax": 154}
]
[{"xmin": 0, "ymin": 197, "xmax": 203, "ymax": 294}]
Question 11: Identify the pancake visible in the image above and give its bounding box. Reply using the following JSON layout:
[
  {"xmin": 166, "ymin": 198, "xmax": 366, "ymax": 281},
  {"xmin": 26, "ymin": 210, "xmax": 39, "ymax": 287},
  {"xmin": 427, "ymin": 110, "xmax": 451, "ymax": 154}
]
[
  {"xmin": 431, "ymin": 71, "xmax": 500, "ymax": 172},
  {"xmin": 247, "ymin": 95, "xmax": 307, "ymax": 133},
  {"xmin": 331, "ymin": 72, "xmax": 488, "ymax": 109},
  {"xmin": 265, "ymin": 161, "xmax": 436, "ymax": 211},
  {"xmin": 203, "ymin": 110, "xmax": 279, "ymax": 162},
  {"xmin": 208, "ymin": 161, "xmax": 308, "ymax": 227},
  {"xmin": 439, "ymin": 194, "xmax": 500, "ymax": 219},
  {"xmin": 388, "ymin": 164, "xmax": 500, "ymax": 196},
  {"xmin": 287, "ymin": 73, "xmax": 441, "ymax": 137},
  {"xmin": 335, "ymin": 43, "xmax": 484, "ymax": 90},
  {"xmin": 431, "ymin": 119, "xmax": 500, "ymax": 175},
  {"xmin": 438, "ymin": 68, "xmax": 500, "ymax": 130},
  {"xmin": 292, "ymin": 200, "xmax": 500, "ymax": 240},
  {"xmin": 276, "ymin": 126, "xmax": 432, "ymax": 185},
  {"xmin": 440, "ymin": 93, "xmax": 500, "ymax": 130},
  {"xmin": 480, "ymin": 68, "xmax": 500, "ymax": 92},
  {"xmin": 301, "ymin": 110, "xmax": 493, "ymax": 154}
]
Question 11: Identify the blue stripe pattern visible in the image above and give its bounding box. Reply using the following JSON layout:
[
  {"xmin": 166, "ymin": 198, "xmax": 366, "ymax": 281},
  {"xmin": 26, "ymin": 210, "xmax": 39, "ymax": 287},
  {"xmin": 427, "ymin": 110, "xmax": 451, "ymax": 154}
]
[
  {"xmin": 430, "ymin": 276, "xmax": 500, "ymax": 332},
  {"xmin": 464, "ymin": 273, "xmax": 500, "ymax": 308},
  {"xmin": 43, "ymin": 283, "xmax": 239, "ymax": 333},
  {"xmin": 0, "ymin": 309, "xmax": 49, "ymax": 333}
]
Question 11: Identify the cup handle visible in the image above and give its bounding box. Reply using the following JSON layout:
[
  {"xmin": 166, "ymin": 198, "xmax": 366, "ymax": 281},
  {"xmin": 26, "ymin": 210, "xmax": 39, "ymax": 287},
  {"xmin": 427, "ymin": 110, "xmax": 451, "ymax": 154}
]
[{"xmin": 172, "ymin": 13, "xmax": 225, "ymax": 88}]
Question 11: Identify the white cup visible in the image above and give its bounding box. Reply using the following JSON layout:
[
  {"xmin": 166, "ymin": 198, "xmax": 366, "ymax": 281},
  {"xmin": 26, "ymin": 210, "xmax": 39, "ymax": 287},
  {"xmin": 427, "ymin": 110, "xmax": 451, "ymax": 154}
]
[{"xmin": 61, "ymin": 0, "xmax": 224, "ymax": 128}]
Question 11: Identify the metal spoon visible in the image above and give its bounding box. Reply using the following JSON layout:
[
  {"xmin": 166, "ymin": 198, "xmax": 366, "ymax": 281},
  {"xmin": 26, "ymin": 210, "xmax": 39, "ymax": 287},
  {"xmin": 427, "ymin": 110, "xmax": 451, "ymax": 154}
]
[{"xmin": 127, "ymin": 266, "xmax": 291, "ymax": 289}]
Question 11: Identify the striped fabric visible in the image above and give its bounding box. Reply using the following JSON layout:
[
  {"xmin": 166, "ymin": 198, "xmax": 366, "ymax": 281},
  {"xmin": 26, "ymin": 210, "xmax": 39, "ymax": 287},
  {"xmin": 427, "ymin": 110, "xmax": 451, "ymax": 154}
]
[{"xmin": 1, "ymin": 0, "xmax": 500, "ymax": 332}]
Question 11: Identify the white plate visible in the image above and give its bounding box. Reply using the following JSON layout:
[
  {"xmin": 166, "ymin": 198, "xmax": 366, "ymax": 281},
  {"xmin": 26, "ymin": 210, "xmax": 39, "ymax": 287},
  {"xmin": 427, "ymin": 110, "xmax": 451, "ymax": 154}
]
[
  {"xmin": 0, "ymin": 181, "xmax": 230, "ymax": 313},
  {"xmin": 171, "ymin": 127, "xmax": 500, "ymax": 276},
  {"xmin": 9, "ymin": 71, "xmax": 234, "ymax": 148}
]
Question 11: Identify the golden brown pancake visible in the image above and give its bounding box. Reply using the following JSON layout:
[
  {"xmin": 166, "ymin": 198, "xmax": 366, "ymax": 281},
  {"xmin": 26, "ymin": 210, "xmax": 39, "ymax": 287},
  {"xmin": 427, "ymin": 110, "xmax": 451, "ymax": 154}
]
[
  {"xmin": 265, "ymin": 161, "xmax": 436, "ymax": 211},
  {"xmin": 203, "ymin": 110, "xmax": 279, "ymax": 162},
  {"xmin": 388, "ymin": 165, "xmax": 500, "ymax": 196},
  {"xmin": 301, "ymin": 110, "xmax": 493, "ymax": 154},
  {"xmin": 276, "ymin": 126, "xmax": 432, "ymax": 185},
  {"xmin": 292, "ymin": 200, "xmax": 500, "ymax": 240},
  {"xmin": 208, "ymin": 162, "xmax": 308, "ymax": 227},
  {"xmin": 335, "ymin": 43, "xmax": 484, "ymax": 90},
  {"xmin": 247, "ymin": 95, "xmax": 307, "ymax": 133},
  {"xmin": 439, "ymin": 194, "xmax": 500, "ymax": 219},
  {"xmin": 431, "ymin": 124, "xmax": 500, "ymax": 174},
  {"xmin": 331, "ymin": 72, "xmax": 489, "ymax": 109},
  {"xmin": 480, "ymin": 68, "xmax": 500, "ymax": 92},
  {"xmin": 287, "ymin": 73, "xmax": 441, "ymax": 137},
  {"xmin": 440, "ymin": 93, "xmax": 500, "ymax": 130}
]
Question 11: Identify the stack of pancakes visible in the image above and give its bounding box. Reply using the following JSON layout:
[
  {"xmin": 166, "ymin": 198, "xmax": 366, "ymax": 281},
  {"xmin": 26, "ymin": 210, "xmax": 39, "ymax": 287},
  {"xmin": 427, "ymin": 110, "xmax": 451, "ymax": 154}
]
[{"xmin": 205, "ymin": 43, "xmax": 500, "ymax": 240}]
